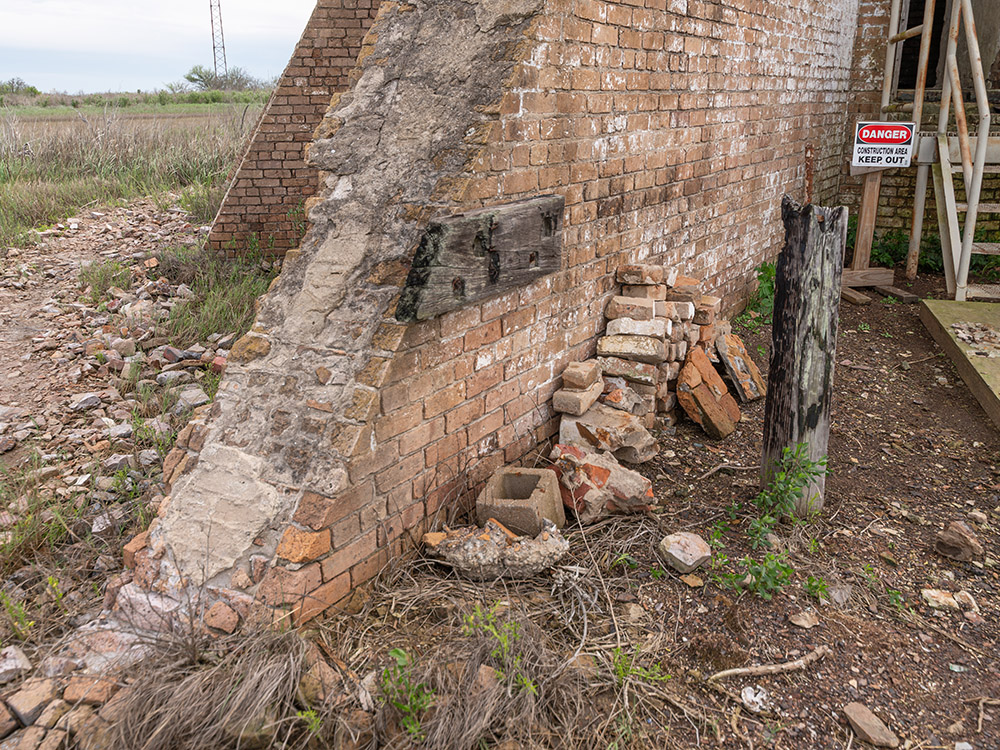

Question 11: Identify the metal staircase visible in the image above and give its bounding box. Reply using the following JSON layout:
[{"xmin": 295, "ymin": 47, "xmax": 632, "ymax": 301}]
[{"xmin": 855, "ymin": 0, "xmax": 997, "ymax": 301}]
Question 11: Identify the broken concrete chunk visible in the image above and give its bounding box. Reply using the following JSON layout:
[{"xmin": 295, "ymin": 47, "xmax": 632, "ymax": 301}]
[
  {"xmin": 424, "ymin": 519, "xmax": 568, "ymax": 580},
  {"xmin": 606, "ymin": 317, "xmax": 669, "ymax": 339},
  {"xmin": 716, "ymin": 334, "xmax": 766, "ymax": 402},
  {"xmin": 549, "ymin": 444, "xmax": 655, "ymax": 523},
  {"xmin": 552, "ymin": 379, "xmax": 603, "ymax": 416},
  {"xmin": 658, "ymin": 532, "xmax": 711, "ymax": 573},
  {"xmin": 616, "ymin": 264, "xmax": 663, "ymax": 285},
  {"xmin": 597, "ymin": 335, "xmax": 666, "ymax": 364},
  {"xmin": 605, "ymin": 295, "xmax": 654, "ymax": 321},
  {"xmin": 475, "ymin": 467, "xmax": 565, "ymax": 536},
  {"xmin": 595, "ymin": 356, "xmax": 658, "ymax": 386},
  {"xmin": 934, "ymin": 520, "xmax": 984, "ymax": 561},
  {"xmin": 842, "ymin": 702, "xmax": 899, "ymax": 748},
  {"xmin": 561, "ymin": 360, "xmax": 601, "ymax": 390},
  {"xmin": 558, "ymin": 402, "xmax": 657, "ymax": 464}
]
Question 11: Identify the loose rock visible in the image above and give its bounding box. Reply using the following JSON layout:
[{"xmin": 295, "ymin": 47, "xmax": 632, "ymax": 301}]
[
  {"xmin": 657, "ymin": 532, "xmax": 711, "ymax": 574},
  {"xmin": 935, "ymin": 521, "xmax": 984, "ymax": 561},
  {"xmin": 842, "ymin": 702, "xmax": 899, "ymax": 748}
]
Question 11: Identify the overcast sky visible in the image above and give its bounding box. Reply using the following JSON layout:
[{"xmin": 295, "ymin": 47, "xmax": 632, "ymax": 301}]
[{"xmin": 0, "ymin": 0, "xmax": 318, "ymax": 93}]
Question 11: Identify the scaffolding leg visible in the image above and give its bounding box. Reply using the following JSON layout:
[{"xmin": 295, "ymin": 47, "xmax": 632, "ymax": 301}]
[{"xmin": 905, "ymin": 163, "xmax": 930, "ymax": 280}]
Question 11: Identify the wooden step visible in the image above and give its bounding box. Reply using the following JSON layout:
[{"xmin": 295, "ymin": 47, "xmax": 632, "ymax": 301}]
[
  {"xmin": 955, "ymin": 202, "xmax": 1000, "ymax": 212},
  {"xmin": 971, "ymin": 242, "xmax": 1000, "ymax": 255},
  {"xmin": 966, "ymin": 282, "xmax": 1000, "ymax": 300}
]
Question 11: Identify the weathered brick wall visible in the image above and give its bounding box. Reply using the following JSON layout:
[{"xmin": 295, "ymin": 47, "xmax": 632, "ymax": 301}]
[
  {"xmin": 207, "ymin": 0, "xmax": 381, "ymax": 256},
  {"xmin": 137, "ymin": 0, "xmax": 866, "ymax": 627}
]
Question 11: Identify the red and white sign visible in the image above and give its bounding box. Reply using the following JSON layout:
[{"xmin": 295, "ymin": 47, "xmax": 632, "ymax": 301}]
[{"xmin": 852, "ymin": 121, "xmax": 915, "ymax": 168}]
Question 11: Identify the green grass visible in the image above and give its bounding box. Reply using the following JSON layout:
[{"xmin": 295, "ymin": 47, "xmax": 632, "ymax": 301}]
[
  {"xmin": 157, "ymin": 245, "xmax": 276, "ymax": 347},
  {"xmin": 0, "ymin": 106, "xmax": 256, "ymax": 247},
  {"xmin": 79, "ymin": 259, "xmax": 132, "ymax": 304}
]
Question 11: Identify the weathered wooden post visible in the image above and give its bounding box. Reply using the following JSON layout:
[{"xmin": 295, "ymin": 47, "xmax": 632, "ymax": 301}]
[{"xmin": 761, "ymin": 195, "xmax": 847, "ymax": 515}]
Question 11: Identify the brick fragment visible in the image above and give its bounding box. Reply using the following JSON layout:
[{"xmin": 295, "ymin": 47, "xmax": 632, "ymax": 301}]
[
  {"xmin": 616, "ymin": 264, "xmax": 663, "ymax": 285},
  {"xmin": 277, "ymin": 527, "xmax": 332, "ymax": 564},
  {"xmin": 622, "ymin": 284, "xmax": 667, "ymax": 300},
  {"xmin": 552, "ymin": 379, "xmax": 604, "ymax": 416},
  {"xmin": 605, "ymin": 296, "xmax": 654, "ymax": 321},
  {"xmin": 561, "ymin": 360, "xmax": 601, "ymax": 390},
  {"xmin": 606, "ymin": 317, "xmax": 668, "ymax": 339},
  {"xmin": 475, "ymin": 467, "xmax": 565, "ymax": 536},
  {"xmin": 597, "ymin": 335, "xmax": 666, "ymax": 364}
]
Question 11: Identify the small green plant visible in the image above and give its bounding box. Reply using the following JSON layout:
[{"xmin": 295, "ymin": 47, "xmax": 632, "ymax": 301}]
[
  {"xmin": 742, "ymin": 552, "xmax": 794, "ymax": 600},
  {"xmin": 610, "ymin": 553, "xmax": 639, "ymax": 571},
  {"xmin": 708, "ymin": 521, "xmax": 727, "ymax": 549},
  {"xmin": 807, "ymin": 537, "xmax": 821, "ymax": 555},
  {"xmin": 612, "ymin": 646, "xmax": 672, "ymax": 687},
  {"xmin": 735, "ymin": 261, "xmax": 777, "ymax": 333},
  {"xmin": 649, "ymin": 565, "xmax": 665, "ymax": 580},
  {"xmin": 462, "ymin": 602, "xmax": 537, "ymax": 694},
  {"xmin": 857, "ymin": 322, "xmax": 871, "ymax": 332},
  {"xmin": 0, "ymin": 593, "xmax": 35, "ymax": 640},
  {"xmin": 380, "ymin": 648, "xmax": 435, "ymax": 742},
  {"xmin": 47, "ymin": 576, "xmax": 64, "ymax": 605},
  {"xmin": 882, "ymin": 295, "xmax": 898, "ymax": 305},
  {"xmin": 887, "ymin": 589, "xmax": 906, "ymax": 612},
  {"xmin": 750, "ymin": 443, "xmax": 828, "ymax": 547},
  {"xmin": 881, "ymin": 331, "xmax": 893, "ymax": 339},
  {"xmin": 296, "ymin": 708, "xmax": 322, "ymax": 736},
  {"xmin": 804, "ymin": 575, "xmax": 829, "ymax": 602}
]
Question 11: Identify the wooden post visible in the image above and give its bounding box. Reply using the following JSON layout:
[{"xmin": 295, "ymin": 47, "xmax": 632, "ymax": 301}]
[{"xmin": 761, "ymin": 196, "xmax": 847, "ymax": 515}]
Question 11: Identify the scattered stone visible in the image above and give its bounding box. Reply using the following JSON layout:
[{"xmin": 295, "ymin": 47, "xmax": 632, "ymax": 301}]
[
  {"xmin": 101, "ymin": 454, "xmax": 131, "ymax": 472},
  {"xmin": 172, "ymin": 386, "xmax": 210, "ymax": 415},
  {"xmin": 657, "ymin": 532, "xmax": 711, "ymax": 574},
  {"xmin": 424, "ymin": 519, "xmax": 569, "ymax": 580},
  {"xmin": 679, "ymin": 574, "xmax": 704, "ymax": 587},
  {"xmin": 0, "ymin": 646, "xmax": 32, "ymax": 684},
  {"xmin": 935, "ymin": 521, "xmax": 984, "ymax": 561},
  {"xmin": 552, "ymin": 380, "xmax": 603, "ymax": 416},
  {"xmin": 7, "ymin": 679, "xmax": 58, "ymax": 725},
  {"xmin": 842, "ymin": 702, "xmax": 899, "ymax": 748},
  {"xmin": 562, "ymin": 360, "xmax": 601, "ymax": 390},
  {"xmin": 0, "ymin": 704, "xmax": 14, "ymax": 741},
  {"xmin": 789, "ymin": 611, "xmax": 819, "ymax": 629},
  {"xmin": 954, "ymin": 590, "xmax": 978, "ymax": 611},
  {"xmin": 968, "ymin": 509, "xmax": 987, "ymax": 525},
  {"xmin": 155, "ymin": 370, "xmax": 192, "ymax": 386},
  {"xmin": 955, "ymin": 743, "xmax": 973, "ymax": 750},
  {"xmin": 107, "ymin": 423, "xmax": 133, "ymax": 441},
  {"xmin": 921, "ymin": 588, "xmax": 960, "ymax": 610},
  {"xmin": 69, "ymin": 393, "xmax": 102, "ymax": 412},
  {"xmin": 597, "ymin": 335, "xmax": 666, "ymax": 364},
  {"xmin": 558, "ymin": 402, "xmax": 657, "ymax": 464},
  {"xmin": 35, "ymin": 700, "xmax": 70, "ymax": 729},
  {"xmin": 716, "ymin": 334, "xmax": 766, "ymax": 402},
  {"xmin": 63, "ymin": 674, "xmax": 119, "ymax": 706},
  {"xmin": 204, "ymin": 601, "xmax": 240, "ymax": 634},
  {"xmin": 476, "ymin": 467, "xmax": 565, "ymax": 537},
  {"xmin": 549, "ymin": 444, "xmax": 655, "ymax": 523}
]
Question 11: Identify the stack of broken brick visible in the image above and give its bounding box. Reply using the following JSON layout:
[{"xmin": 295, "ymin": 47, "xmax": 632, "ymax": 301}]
[
  {"xmin": 427, "ymin": 264, "xmax": 767, "ymax": 579},
  {"xmin": 553, "ymin": 263, "xmax": 765, "ymax": 448}
]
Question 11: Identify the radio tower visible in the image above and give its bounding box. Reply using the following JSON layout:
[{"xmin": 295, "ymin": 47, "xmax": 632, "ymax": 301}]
[{"xmin": 209, "ymin": 0, "xmax": 228, "ymax": 81}]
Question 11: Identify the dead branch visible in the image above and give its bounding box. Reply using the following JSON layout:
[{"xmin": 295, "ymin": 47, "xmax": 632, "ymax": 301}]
[{"xmin": 706, "ymin": 644, "xmax": 830, "ymax": 683}]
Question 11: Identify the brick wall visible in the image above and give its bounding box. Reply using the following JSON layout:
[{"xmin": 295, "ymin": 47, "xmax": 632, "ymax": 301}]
[
  {"xmin": 207, "ymin": 0, "xmax": 381, "ymax": 256},
  {"xmin": 142, "ymin": 0, "xmax": 867, "ymax": 627}
]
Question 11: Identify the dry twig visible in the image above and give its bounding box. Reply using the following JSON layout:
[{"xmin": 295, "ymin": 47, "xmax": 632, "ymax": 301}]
[{"xmin": 706, "ymin": 644, "xmax": 831, "ymax": 683}]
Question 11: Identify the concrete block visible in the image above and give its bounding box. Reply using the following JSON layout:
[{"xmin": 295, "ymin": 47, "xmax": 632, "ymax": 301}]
[{"xmin": 476, "ymin": 468, "xmax": 565, "ymax": 537}]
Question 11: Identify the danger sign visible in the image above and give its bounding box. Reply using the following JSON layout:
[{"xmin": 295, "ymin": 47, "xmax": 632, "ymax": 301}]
[{"xmin": 851, "ymin": 121, "xmax": 915, "ymax": 169}]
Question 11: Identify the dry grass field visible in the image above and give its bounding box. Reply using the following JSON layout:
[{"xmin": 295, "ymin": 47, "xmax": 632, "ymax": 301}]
[{"xmin": 0, "ymin": 102, "xmax": 262, "ymax": 246}]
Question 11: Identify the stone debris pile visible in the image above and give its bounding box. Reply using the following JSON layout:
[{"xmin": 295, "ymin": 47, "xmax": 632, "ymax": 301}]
[{"xmin": 950, "ymin": 320, "xmax": 1000, "ymax": 357}]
